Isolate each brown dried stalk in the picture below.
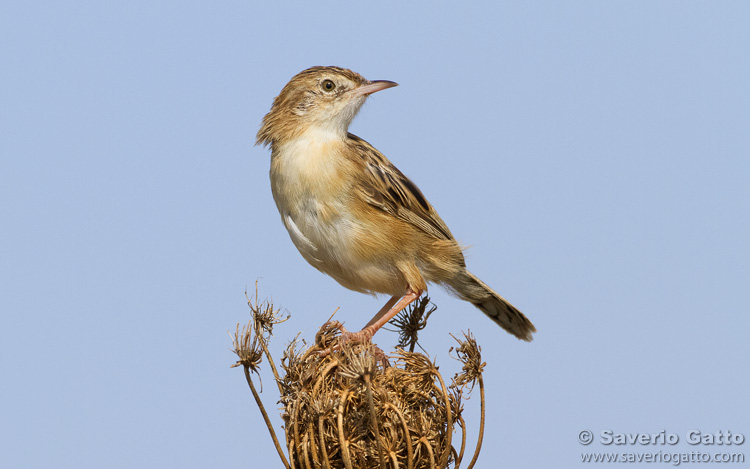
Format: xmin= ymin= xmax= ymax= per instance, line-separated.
xmin=231 ymin=284 xmax=290 ymax=469
xmin=450 ymin=332 xmax=486 ymax=469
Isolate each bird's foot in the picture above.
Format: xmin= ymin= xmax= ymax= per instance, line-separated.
xmin=339 ymin=326 xmax=376 ymax=345
xmin=317 ymin=323 xmax=389 ymax=367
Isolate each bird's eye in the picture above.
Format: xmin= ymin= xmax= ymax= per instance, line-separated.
xmin=321 ymin=79 xmax=336 ymax=92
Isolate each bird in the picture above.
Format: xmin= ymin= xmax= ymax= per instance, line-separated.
xmin=256 ymin=66 xmax=535 ymax=343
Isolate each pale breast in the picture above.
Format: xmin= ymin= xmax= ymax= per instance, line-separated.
xmin=270 ymin=134 xmax=355 ymax=263
xmin=268 ymin=133 xmax=404 ymax=295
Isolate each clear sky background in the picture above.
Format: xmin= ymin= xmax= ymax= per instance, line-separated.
xmin=2 ymin=1 xmax=749 ymax=468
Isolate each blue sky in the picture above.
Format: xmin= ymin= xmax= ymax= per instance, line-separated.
xmin=2 ymin=1 xmax=748 ymax=467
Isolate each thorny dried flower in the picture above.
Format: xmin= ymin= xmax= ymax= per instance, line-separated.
xmin=232 ymin=290 xmax=489 ymax=469
xmin=388 ymin=295 xmax=437 ymax=352
xmin=338 ymin=344 xmax=379 ymax=385
xmin=315 ymin=319 xmax=343 ymax=350
xmin=246 ymin=281 xmax=290 ymax=338
xmin=450 ymin=332 xmax=485 ymax=391
xmin=395 ymin=351 xmax=440 ymax=395
xmin=275 ymin=336 xmax=477 ymax=468
xmin=230 ymin=319 xmax=263 ymax=373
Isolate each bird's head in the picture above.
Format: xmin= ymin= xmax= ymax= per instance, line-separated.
xmin=256 ymin=66 xmax=397 ymax=147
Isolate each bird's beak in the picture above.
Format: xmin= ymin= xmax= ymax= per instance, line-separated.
xmin=353 ymin=80 xmax=398 ymax=97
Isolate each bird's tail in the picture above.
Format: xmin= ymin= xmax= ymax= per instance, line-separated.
xmin=445 ymin=270 xmax=536 ymax=341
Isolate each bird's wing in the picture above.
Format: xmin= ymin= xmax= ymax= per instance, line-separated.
xmin=347 ymin=134 xmax=454 ymax=240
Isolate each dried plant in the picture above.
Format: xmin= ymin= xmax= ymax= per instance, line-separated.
xmin=387 ymin=295 xmax=437 ymax=353
xmin=231 ymin=289 xmax=488 ymax=469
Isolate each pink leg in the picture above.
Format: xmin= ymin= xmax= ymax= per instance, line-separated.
xmin=344 ymin=289 xmax=423 ymax=343
xmin=365 ymin=296 xmax=399 ymax=328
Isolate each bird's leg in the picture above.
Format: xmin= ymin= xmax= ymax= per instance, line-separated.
xmin=318 ymin=290 xmax=421 ymax=366
xmin=365 ymin=296 xmax=400 ymax=328
xmin=342 ymin=289 xmax=423 ymax=344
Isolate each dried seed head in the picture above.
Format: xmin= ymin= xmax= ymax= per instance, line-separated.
xmin=450 ymin=331 xmax=485 ymax=390
xmin=338 ymin=343 xmax=379 ymax=385
xmin=276 ymin=330 xmax=471 ymax=469
xmin=246 ymin=281 xmax=290 ymax=338
xmin=232 ymin=288 xmax=488 ymax=469
xmin=389 ymin=295 xmax=437 ymax=352
xmin=230 ymin=320 xmax=263 ymax=373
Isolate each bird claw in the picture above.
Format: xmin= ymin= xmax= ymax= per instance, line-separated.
xmin=316 ymin=323 xmax=390 ymax=367
xmin=341 ymin=328 xmax=390 ymax=367
xmin=339 ymin=327 xmax=375 ymax=345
